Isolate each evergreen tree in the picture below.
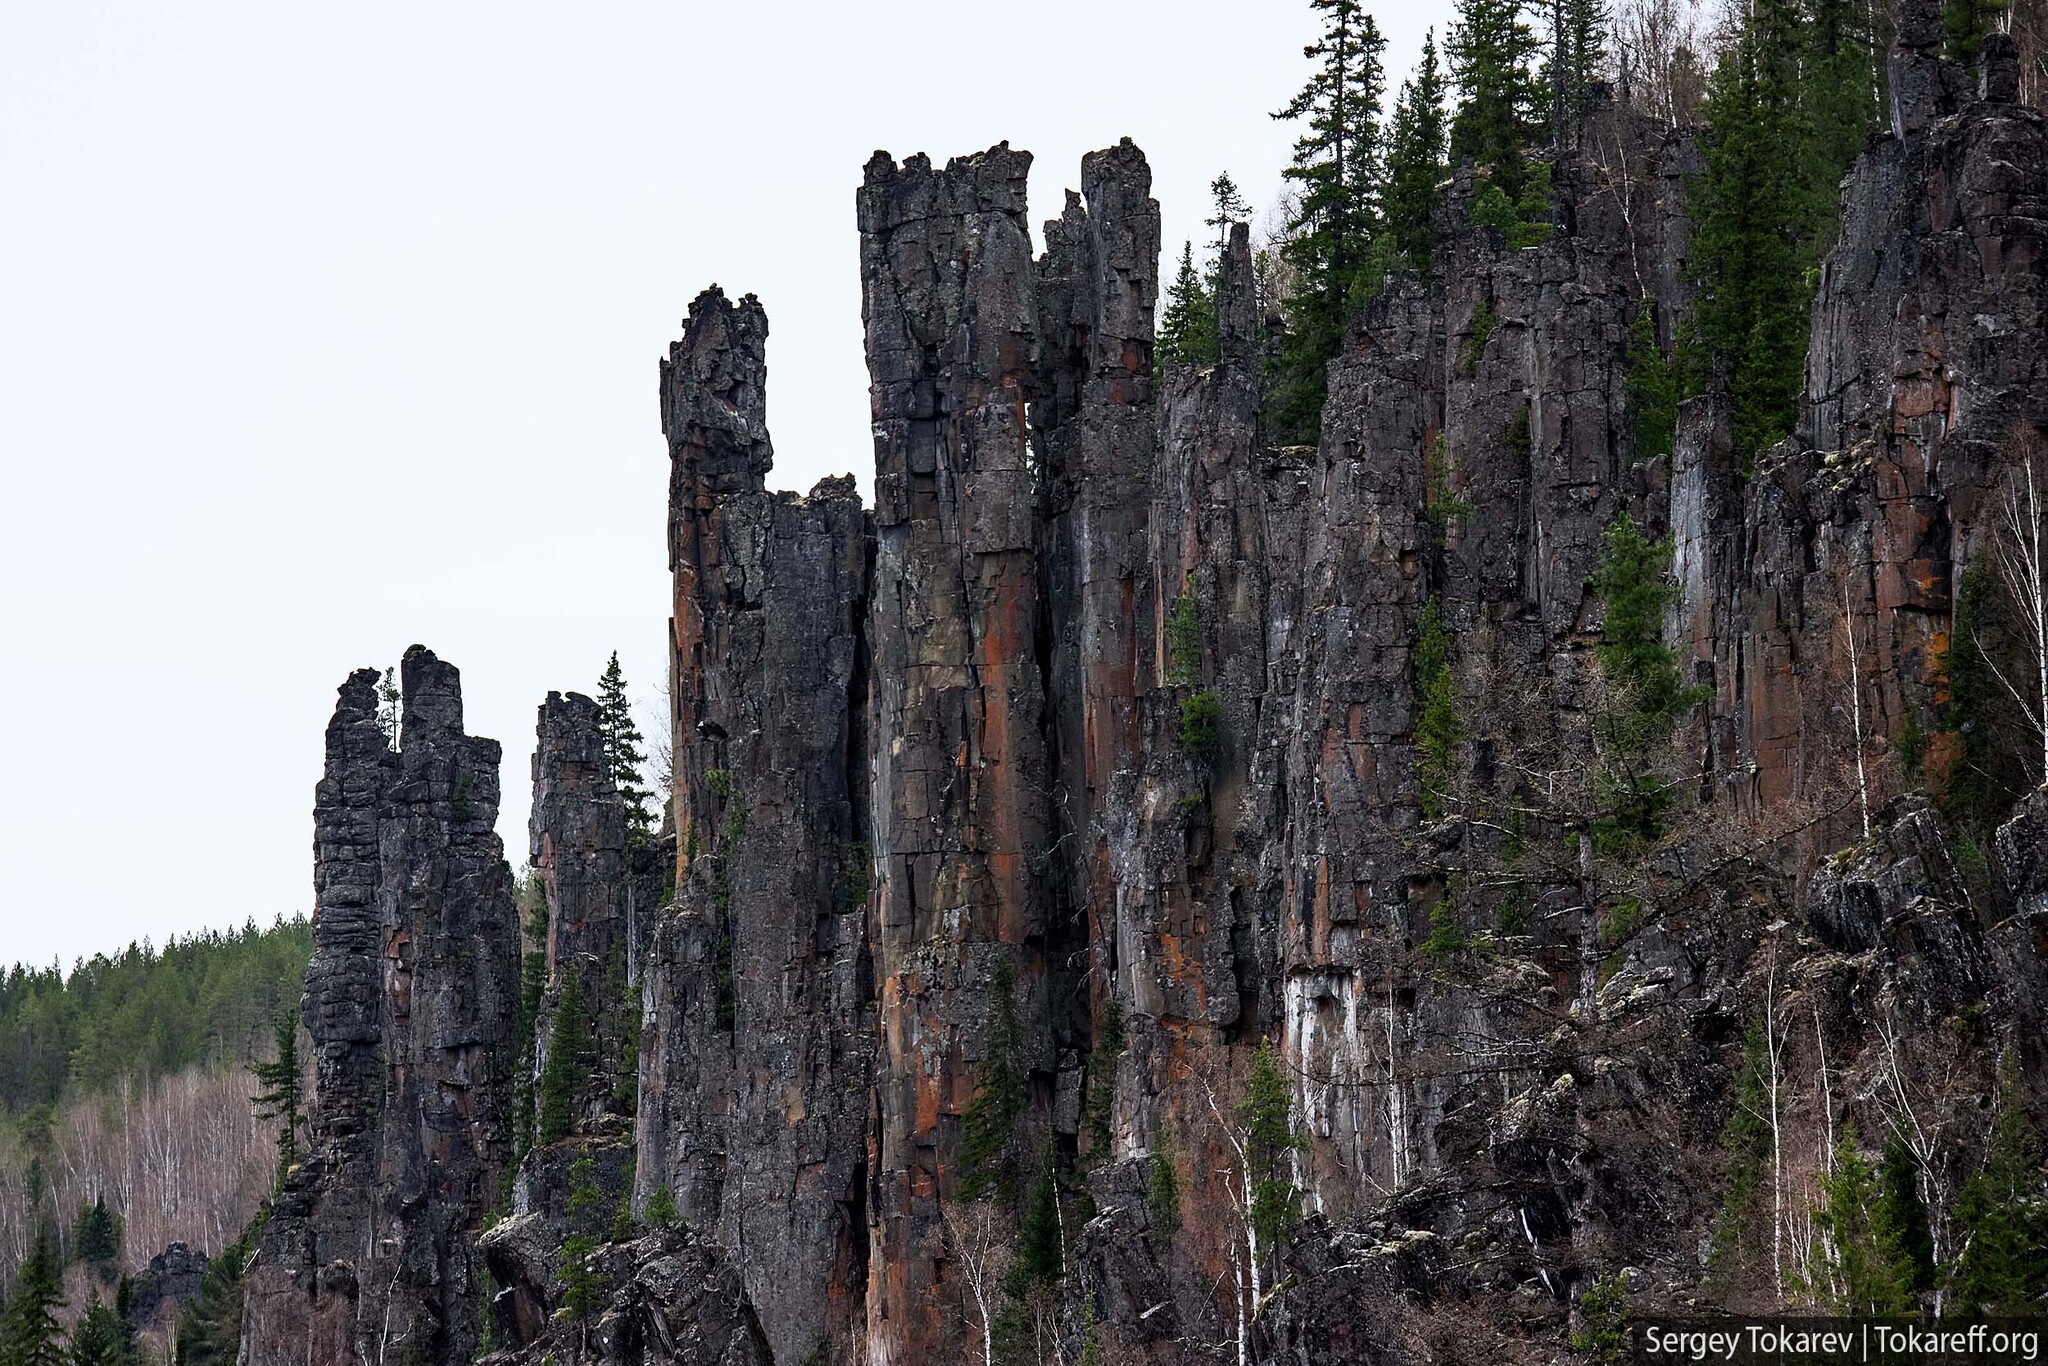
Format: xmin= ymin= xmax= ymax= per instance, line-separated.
xmin=1013 ymin=1144 xmax=1062 ymax=1290
xmin=1813 ymin=1128 xmax=1916 ymax=1314
xmin=1242 ymin=1042 xmax=1301 ymax=1250
xmin=1146 ymin=1127 xmax=1182 ymax=1241
xmin=64 ymin=1295 xmax=127 ymax=1366
xmin=1948 ymin=1068 xmax=2048 ymax=1317
xmin=1383 ymin=31 xmax=1449 ymax=271
xmin=597 ymin=653 xmax=655 ymax=845
xmin=1205 ymin=173 xmax=1252 ymax=280
xmin=1081 ymin=999 xmax=1124 ymax=1165
xmin=1448 ymin=0 xmax=1545 ymax=197
xmin=1589 ymin=515 xmax=1703 ymax=853
xmin=958 ymin=958 xmax=1026 ymax=1201
xmin=248 ymin=1007 xmax=303 ymax=1187
xmin=375 ymin=667 xmax=400 ymax=747
xmin=1 ymin=1225 xmax=65 ymax=1366
xmin=1944 ymin=0 xmax=2014 ymax=61
xmin=1269 ymin=0 xmax=1391 ymax=444
xmin=1542 ymin=0 xmax=1610 ymax=147
xmin=1874 ymin=1135 xmax=1936 ymax=1294
xmin=1157 ymin=243 xmax=1219 ymax=372
xmin=73 ymin=1195 xmax=119 ymax=1273
xmin=537 ymin=971 xmax=589 ymax=1146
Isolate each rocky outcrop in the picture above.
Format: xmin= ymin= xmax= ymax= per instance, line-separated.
xmin=243 ymin=647 xmax=522 ymax=1366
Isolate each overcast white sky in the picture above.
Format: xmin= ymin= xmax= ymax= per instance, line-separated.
xmin=1 ymin=0 xmax=1455 ymax=969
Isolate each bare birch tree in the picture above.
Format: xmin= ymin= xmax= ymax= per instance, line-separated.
xmin=943 ymin=1198 xmax=1013 ymax=1366
xmin=1983 ymin=444 xmax=2048 ymax=783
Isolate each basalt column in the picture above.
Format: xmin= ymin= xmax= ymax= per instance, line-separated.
xmin=857 ymin=145 xmax=1055 ymax=1365
xmin=242 ymin=647 xmax=521 ymax=1366
xmin=644 ymin=285 xmax=875 ymax=1366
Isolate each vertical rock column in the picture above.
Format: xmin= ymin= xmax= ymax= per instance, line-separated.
xmin=857 ymin=145 xmax=1054 ymax=1365
xmin=529 ymin=690 xmax=631 ymax=1128
xmin=644 ymin=285 xmax=875 ymax=1366
xmin=242 ymin=646 xmax=520 ymax=1366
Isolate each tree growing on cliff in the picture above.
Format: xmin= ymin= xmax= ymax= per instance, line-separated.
xmin=73 ymin=1194 xmax=118 ymax=1276
xmin=943 ymin=1199 xmax=1013 ymax=1366
xmin=1589 ymin=515 xmax=1702 ymax=855
xmin=1 ymin=1224 xmax=65 ymax=1366
xmin=1947 ymin=1062 xmax=2048 ymax=1316
xmin=376 ymin=667 xmax=400 ymax=747
xmin=597 ymin=653 xmax=655 ymax=846
xmin=1269 ymin=0 xmax=1390 ymax=444
xmin=1811 ymin=1127 xmax=1917 ymax=1313
xmin=249 ymin=1008 xmax=303 ymax=1188
xmin=1541 ymin=0 xmax=1611 ymax=147
xmin=1383 ymin=31 xmax=1449 ymax=272
xmin=1982 ymin=447 xmax=2048 ymax=784
xmin=63 ymin=1294 xmax=127 ymax=1366
xmin=537 ymin=972 xmax=590 ymax=1146
xmin=1449 ymin=0 xmax=1546 ymax=197
xmin=1158 ymin=243 xmax=1219 ymax=373
xmin=959 ymin=958 xmax=1026 ymax=1201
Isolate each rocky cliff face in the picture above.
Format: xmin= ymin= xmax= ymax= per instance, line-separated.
xmin=243 ymin=647 xmax=521 ymax=1366
xmin=252 ymin=19 xmax=2047 ymax=1366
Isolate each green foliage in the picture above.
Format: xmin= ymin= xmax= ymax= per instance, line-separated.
xmin=1625 ymin=301 xmax=1678 ymax=461
xmin=537 ymin=973 xmax=589 ymax=1146
xmin=248 ymin=1007 xmax=304 ymax=1187
xmin=1938 ymin=559 xmax=2030 ymax=829
xmin=1421 ymin=898 xmax=1466 ymax=957
xmin=1945 ymin=0 xmax=2014 ymax=60
xmin=2 ymin=1224 xmax=65 ymax=1366
xmin=1414 ymin=600 xmax=1462 ymax=819
xmin=1082 ymin=999 xmax=1124 ymax=1165
xmin=1570 ymin=1273 xmax=1628 ymax=1364
xmin=1459 ymin=296 xmax=1497 ymax=376
xmin=1685 ymin=0 xmax=1879 ymax=464
xmin=1243 ymin=1043 xmax=1301 ymax=1250
xmin=1589 ymin=516 xmax=1704 ymax=855
xmin=842 ymin=840 xmax=873 ymax=912
xmin=1467 ymin=178 xmax=1551 ymax=249
xmin=65 ymin=1293 xmax=128 ymax=1366
xmin=511 ymin=938 xmax=547 ymax=1164
xmin=0 ymin=917 xmax=314 ymax=1115
xmin=376 ymin=666 xmax=401 ymax=746
xmin=73 ymin=1194 xmax=119 ymax=1272
xmin=1711 ymin=1024 xmax=1771 ymax=1265
xmin=1165 ymin=595 xmax=1203 ymax=688
xmin=1158 ymin=243 xmax=1219 ymax=373
xmin=1947 ymin=1064 xmax=2048 ymax=1317
xmin=1179 ymin=691 xmax=1224 ymax=756
xmin=1382 ymin=31 xmax=1449 ymax=272
xmin=1424 ymin=436 xmax=1474 ymax=545
xmin=1599 ymin=897 xmax=1647 ymax=948
xmin=1013 ymin=1144 xmax=1062 ymax=1291
xmin=1147 ymin=1128 xmax=1182 ymax=1242
xmin=1874 ymin=1135 xmax=1935 ymax=1294
xmin=643 ymin=1186 xmax=678 ymax=1229
xmin=1545 ymin=0 xmax=1611 ymax=147
xmin=1813 ymin=1127 xmax=1916 ymax=1313
xmin=1447 ymin=0 xmax=1544 ymax=199
xmin=958 ymin=958 xmax=1026 ymax=1202
xmin=1268 ymin=0 xmax=1391 ymax=445
xmin=702 ymin=769 xmax=733 ymax=800
xmin=171 ymin=1217 xmax=259 ymax=1366
xmin=556 ymin=1235 xmax=604 ymax=1321
xmin=598 ymin=653 xmax=656 ymax=846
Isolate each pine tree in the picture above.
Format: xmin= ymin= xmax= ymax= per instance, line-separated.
xmin=1948 ymin=1067 xmax=2048 ymax=1317
xmin=2 ymin=1225 xmax=67 ymax=1366
xmin=597 ymin=652 xmax=655 ymax=845
xmin=1269 ymin=0 xmax=1391 ymax=445
xmin=65 ymin=1294 xmax=127 ymax=1366
xmin=537 ymin=971 xmax=589 ymax=1146
xmin=1383 ymin=31 xmax=1449 ymax=272
xmin=958 ymin=959 xmax=1026 ymax=1201
xmin=1243 ymin=1042 xmax=1301 ymax=1249
xmin=249 ymin=1007 xmax=303 ymax=1186
xmin=1448 ymin=0 xmax=1545 ymax=198
xmin=1874 ymin=1135 xmax=1936 ymax=1294
xmin=1157 ymin=243 xmax=1218 ymax=372
xmin=73 ymin=1194 xmax=119 ymax=1273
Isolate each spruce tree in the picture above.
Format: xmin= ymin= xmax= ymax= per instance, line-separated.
xmin=74 ymin=1195 xmax=118 ymax=1273
xmin=1873 ymin=1135 xmax=1936 ymax=1294
xmin=376 ymin=667 xmax=401 ymax=747
xmin=1383 ymin=31 xmax=1449 ymax=272
xmin=1542 ymin=0 xmax=1610 ymax=147
xmin=1813 ymin=1128 xmax=1916 ymax=1314
xmin=537 ymin=971 xmax=589 ymax=1146
xmin=1157 ymin=243 xmax=1218 ymax=372
xmin=1146 ymin=1128 xmax=1182 ymax=1241
xmin=249 ymin=1007 xmax=304 ymax=1186
xmin=1269 ymin=0 xmax=1390 ymax=445
xmin=64 ymin=1294 xmax=127 ymax=1366
xmin=1589 ymin=515 xmax=1703 ymax=853
xmin=2 ymin=1225 xmax=66 ymax=1366
xmin=1204 ymin=173 xmax=1252 ymax=279
xmin=597 ymin=653 xmax=655 ymax=845
xmin=1944 ymin=0 xmax=2014 ymax=61
xmin=1948 ymin=1070 xmax=2048 ymax=1317
xmin=1013 ymin=1144 xmax=1062 ymax=1290
xmin=1448 ymin=0 xmax=1545 ymax=197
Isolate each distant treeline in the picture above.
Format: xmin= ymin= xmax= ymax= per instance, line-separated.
xmin=0 ymin=918 xmax=314 ymax=1114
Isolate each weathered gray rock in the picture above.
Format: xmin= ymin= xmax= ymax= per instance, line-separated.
xmin=243 ymin=647 xmax=521 ymax=1366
